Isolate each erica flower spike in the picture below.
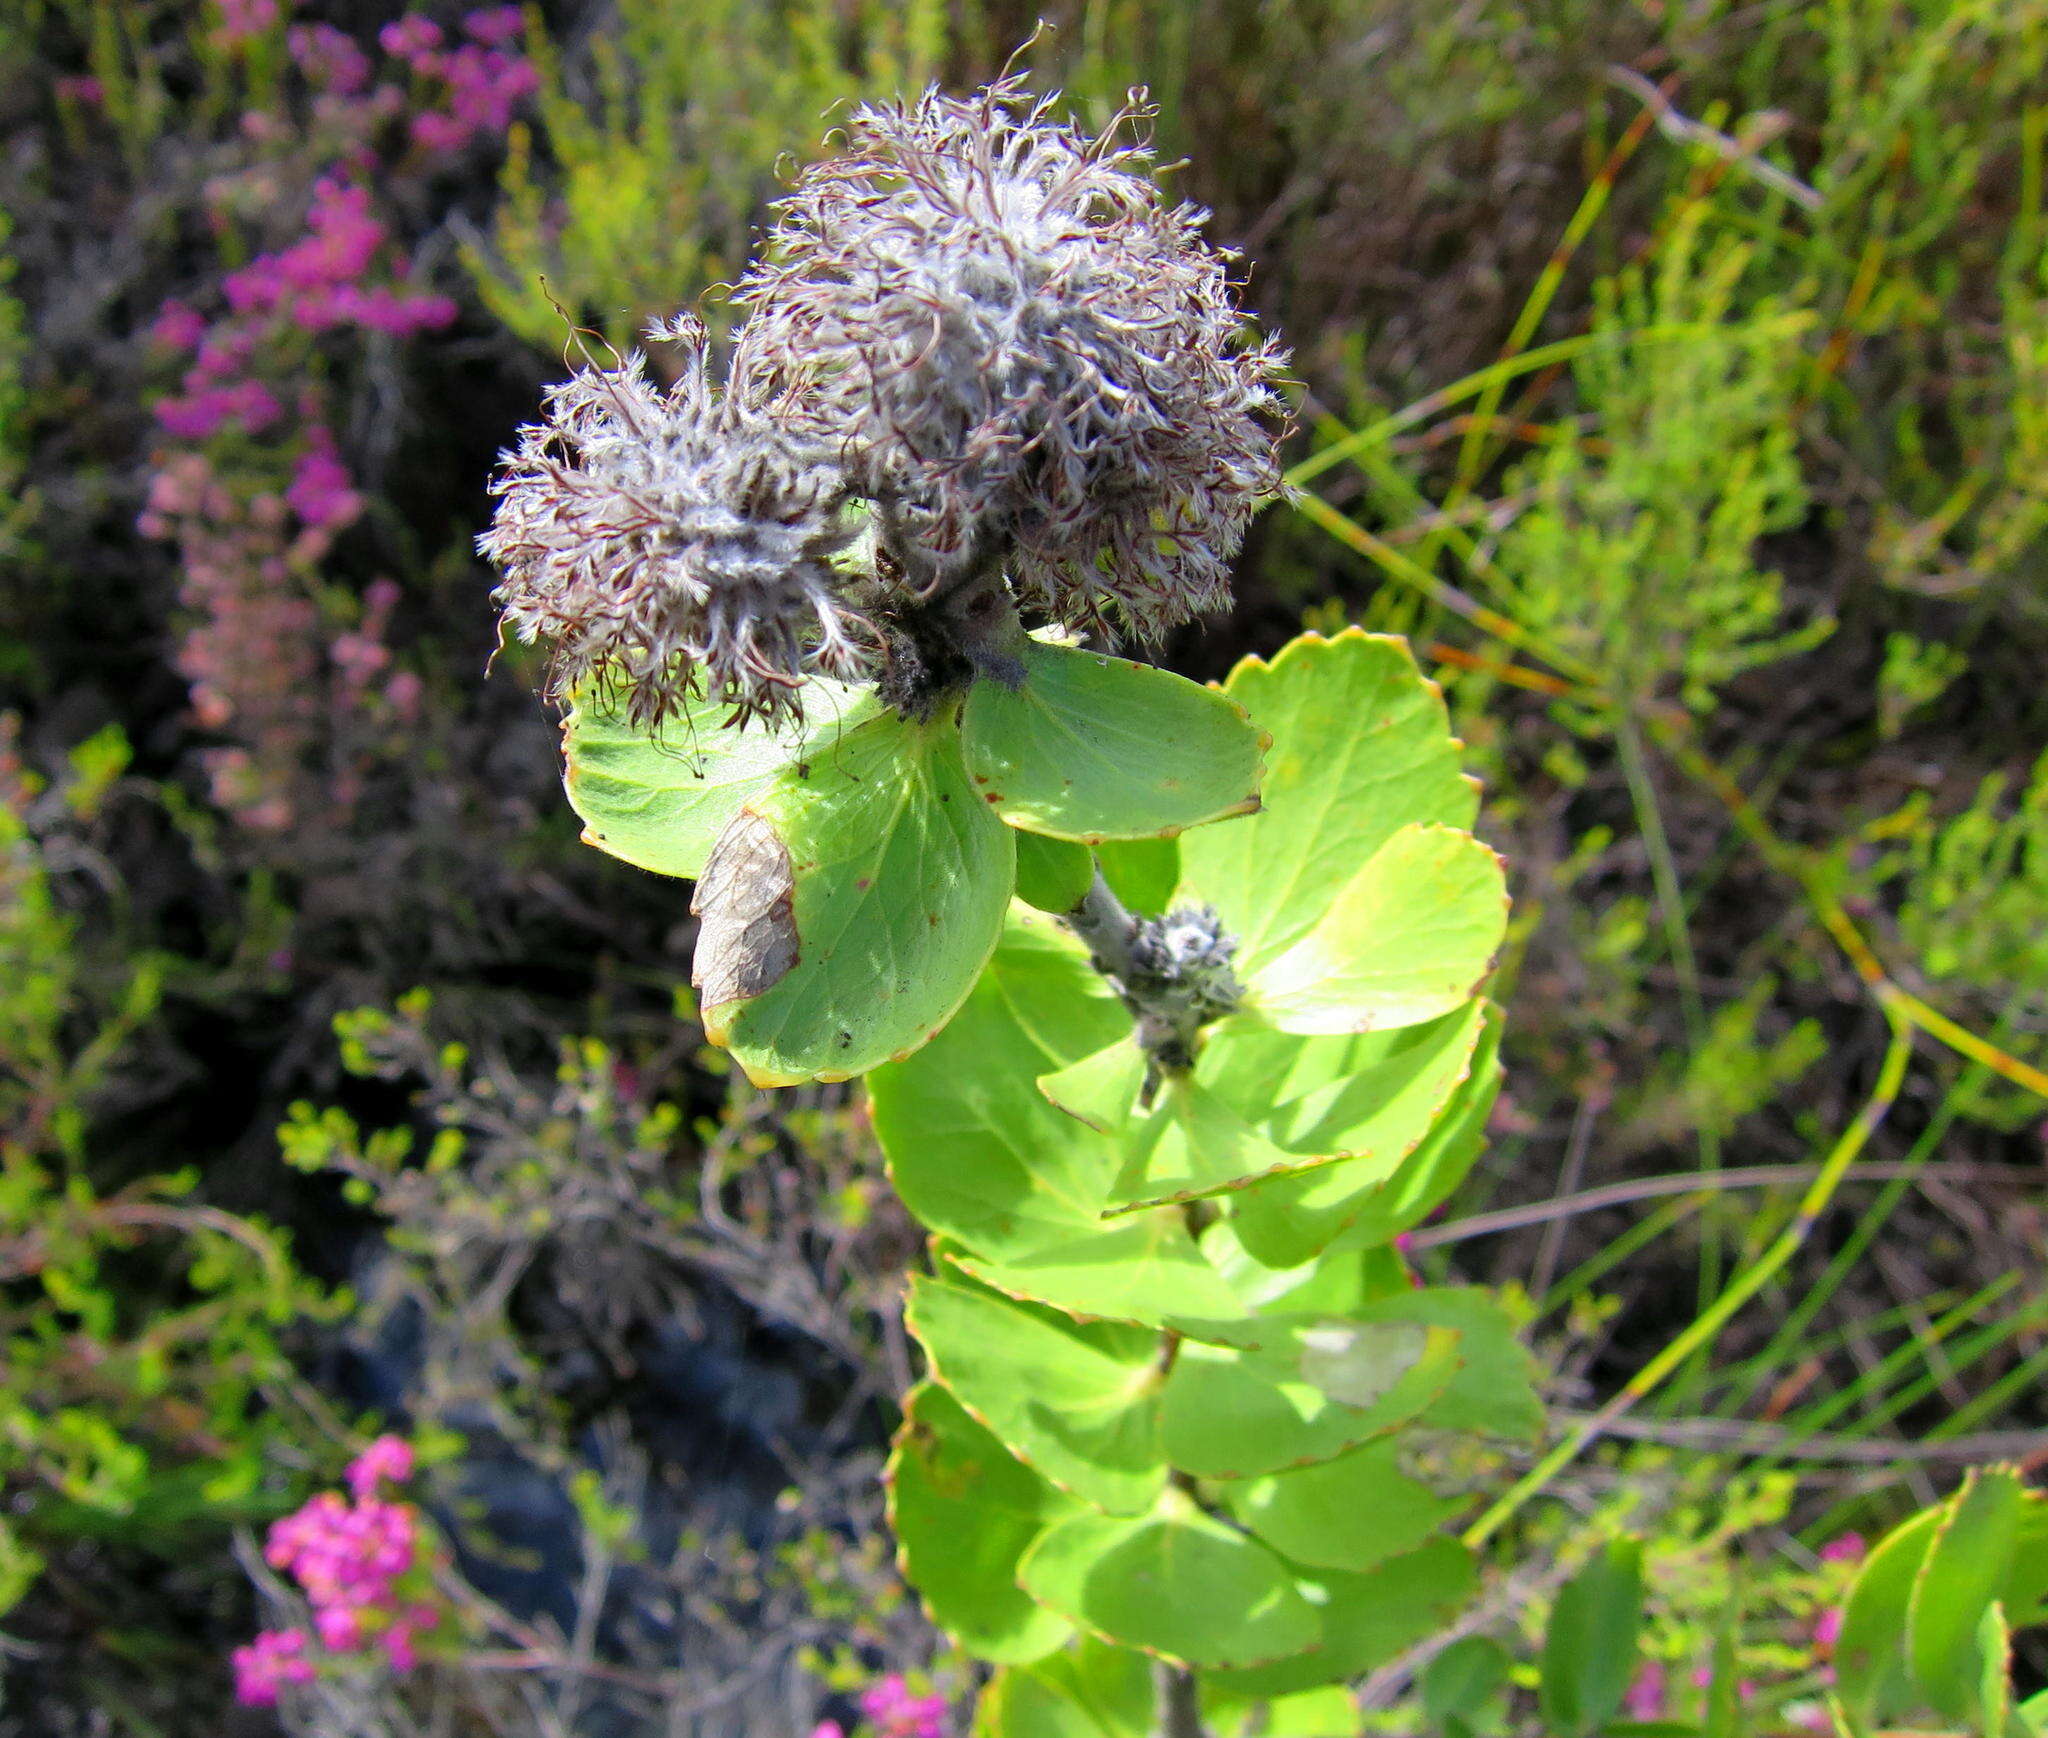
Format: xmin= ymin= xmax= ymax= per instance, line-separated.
xmin=482 ymin=79 xmax=1288 ymax=729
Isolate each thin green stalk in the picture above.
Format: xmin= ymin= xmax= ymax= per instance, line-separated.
xmin=1422 ymin=106 xmax=1658 ymax=581
xmin=1285 ymin=490 xmax=1602 ymax=689
xmin=1838 ymin=1294 xmax=2044 ymax=1440
xmin=1930 ymin=1335 xmax=2048 ymax=1441
xmin=1287 ymin=329 xmax=1651 ymax=490
xmin=1722 ymin=1072 xmax=1976 ymax=1416
xmin=1613 ymin=708 xmax=1724 ymax=1361
xmin=1537 ymin=1197 xmax=1699 ymax=1323
xmin=1700 ymin=1290 xmax=1967 ymax=1399
xmin=1463 ymin=1017 xmax=1912 ymax=1549
xmin=1750 ymin=1276 xmax=2020 ymax=1469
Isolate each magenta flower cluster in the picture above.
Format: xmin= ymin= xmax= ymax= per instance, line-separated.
xmin=860 ymin=1675 xmax=949 ymax=1738
xmin=378 ymin=9 xmax=538 ymax=151
xmin=232 ymin=1436 xmax=442 ymax=1706
xmin=140 ymin=6 xmax=533 ymax=833
xmin=1616 ymin=1531 xmax=1866 ymax=1733
xmin=154 ymin=167 xmax=457 ymax=445
xmin=213 ymin=0 xmax=280 ymax=48
xmin=810 ymin=1675 xmax=950 ymax=1738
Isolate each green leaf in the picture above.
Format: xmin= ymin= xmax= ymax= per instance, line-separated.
xmin=1206 ymin=1536 xmax=1477 ymax=1698
xmin=1702 ymin=1582 xmax=1741 ymax=1738
xmin=1834 ymin=1507 xmax=1942 ymax=1733
xmin=1539 ymin=1539 xmax=1645 ymax=1738
xmin=871 ymin=914 xmax=1130 ymax=1258
xmin=1015 ymin=832 xmax=1097 ymax=914
xmin=562 ymin=676 xmax=866 ymax=879
xmin=1215 ymin=1003 xmax=1490 ymax=1266
xmin=1017 ymin=1491 xmax=1319 ymax=1669
xmin=1159 ymin=1322 xmax=1461 ymax=1479
xmin=1267 ymin=1689 xmax=1361 ymax=1737
xmin=1176 ymin=631 xmax=1479 ymax=974
xmin=1041 ymin=1037 xmax=1148 ymax=1136
xmin=1106 ymin=1080 xmax=1309 ymax=1212
xmin=699 ymin=705 xmax=1014 ymax=1085
xmin=1245 ymin=824 xmax=1505 ymax=1035
xmin=872 ymin=919 xmax=1240 ymax=1323
xmin=977 ymin=1639 xmax=1156 ymax=1738
xmin=1175 ymin=1286 xmax=1539 ymax=1442
xmin=1979 ymin=1603 xmax=2011 ymax=1738
xmin=888 ymin=1382 xmax=1078 ymax=1663
xmin=2000 ymin=1493 xmax=2048 ymax=1624
xmin=1223 ymin=1438 xmax=1462 ymax=1573
xmin=1908 ymin=1467 xmax=2023 ymax=1722
xmin=1197 ymin=1222 xmax=1377 ymax=1316
xmin=1095 ymin=837 xmax=1180 ymax=915
xmin=1369 ymin=1287 xmax=1543 ymax=1442
xmin=1329 ymin=1008 xmax=1503 ymax=1252
xmin=950 ymin=1214 xmax=1245 ymax=1328
xmin=907 ymin=1271 xmax=1167 ymax=1514
xmin=1421 ymin=1636 xmax=1512 ymax=1734
xmin=2018 ymin=1688 xmax=2048 ymax=1738
xmin=1204 ymin=1686 xmax=1361 ymax=1738
xmin=0 ymin=1517 xmax=45 ymax=1621
xmin=962 ymin=641 xmax=1265 ymax=842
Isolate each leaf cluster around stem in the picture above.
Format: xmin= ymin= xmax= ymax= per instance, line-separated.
xmin=563 ymin=621 xmax=1535 ymax=1729
xmin=858 ymin=632 xmax=1537 ymax=1735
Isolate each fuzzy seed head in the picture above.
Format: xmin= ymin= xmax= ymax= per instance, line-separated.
xmin=741 ymin=78 xmax=1290 ymax=642
xmin=479 ymin=319 xmax=872 ymax=729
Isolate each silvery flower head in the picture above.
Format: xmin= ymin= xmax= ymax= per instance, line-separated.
xmin=741 ymin=78 xmax=1291 ymax=642
xmin=479 ymin=316 xmax=873 ymax=730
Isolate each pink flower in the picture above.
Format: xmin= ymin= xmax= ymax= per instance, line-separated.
xmin=265 ymin=1490 xmax=418 ymax=1607
xmin=463 ymin=6 xmax=525 ymax=46
xmin=379 ymin=16 xmax=445 ymax=64
xmin=442 ymin=43 xmax=537 ymax=133
xmin=1813 ymin=1605 xmax=1844 ymax=1652
xmin=384 ymin=670 xmax=425 ymax=720
xmin=223 ymin=179 xmax=387 ymax=324
xmin=1623 ymin=1662 xmax=1665 ymax=1719
xmin=154 ymin=380 xmax=282 ymax=440
xmin=149 ymin=301 xmax=208 ymax=352
xmin=342 ymin=283 xmax=459 ymax=336
xmin=345 ymin=1435 xmax=415 ymax=1498
xmin=383 ymin=1615 xmax=426 ymax=1672
xmin=191 ymin=327 xmax=259 ymax=385
xmin=55 ymin=74 xmax=105 ymax=106
xmin=410 ymin=109 xmax=472 ymax=152
xmin=287 ymin=433 xmax=361 ymax=531
xmin=1818 ymin=1533 xmax=1866 ymax=1566
xmin=288 ymin=23 xmax=372 ymax=94
xmin=231 ymin=1628 xmax=315 ymax=1706
xmin=860 ymin=1676 xmax=948 ymax=1738
xmin=315 ymin=1602 xmax=365 ymax=1651
xmin=213 ymin=0 xmax=279 ymax=46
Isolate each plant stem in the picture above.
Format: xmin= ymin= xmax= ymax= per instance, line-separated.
xmin=1155 ymin=1662 xmax=1207 ymax=1738
xmin=1060 ymin=870 xmax=1237 ymax=1074
xmin=1066 ymin=869 xmax=1143 ymax=982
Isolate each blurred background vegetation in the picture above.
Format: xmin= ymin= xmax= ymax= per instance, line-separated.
xmin=3 ymin=0 xmax=2047 ymax=1730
